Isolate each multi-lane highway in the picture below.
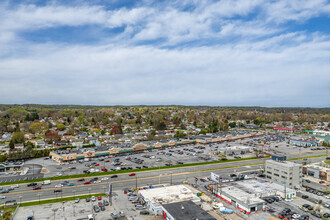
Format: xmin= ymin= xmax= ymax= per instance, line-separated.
xmin=0 ymin=153 xmax=327 ymax=205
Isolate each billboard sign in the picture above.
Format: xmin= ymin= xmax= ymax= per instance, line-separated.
xmin=210 ymin=172 xmax=220 ymax=183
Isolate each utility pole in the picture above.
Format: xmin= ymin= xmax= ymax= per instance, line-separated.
xmin=135 ymin=176 xmax=137 ymax=190
xmin=170 ymin=172 xmax=173 ymax=185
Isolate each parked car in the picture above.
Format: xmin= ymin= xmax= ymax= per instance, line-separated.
xmin=91 ymin=196 xmax=96 ymax=201
xmin=103 ymin=200 xmax=109 ymax=206
xmin=140 ymin=210 xmax=150 ymax=215
xmin=85 ymin=197 xmax=90 ymax=202
xmin=302 ymin=195 xmax=309 ymax=199
xmin=93 ymin=205 xmax=100 ymax=212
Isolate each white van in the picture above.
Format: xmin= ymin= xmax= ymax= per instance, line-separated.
xmin=87 ymin=214 xmax=94 ymax=220
xmin=42 ymin=180 xmax=51 ymax=185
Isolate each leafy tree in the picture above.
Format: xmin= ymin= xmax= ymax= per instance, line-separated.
xmin=29 ymin=122 xmax=47 ymax=134
xmin=57 ymin=123 xmax=66 ymax=131
xmin=111 ymin=125 xmax=122 ymax=135
xmin=229 ymin=122 xmax=236 ymax=128
xmin=11 ymin=131 xmax=25 ymax=144
xmin=9 ymin=140 xmax=14 ymax=150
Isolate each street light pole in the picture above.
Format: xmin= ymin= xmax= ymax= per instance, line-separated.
xmin=170 ymin=172 xmax=173 ymax=185
xmin=73 ymin=190 xmax=76 ymax=200
xmin=38 ymin=193 xmax=42 ymax=204
xmin=19 ymin=196 xmax=22 ymax=205
xmin=135 ymin=176 xmax=137 ymax=190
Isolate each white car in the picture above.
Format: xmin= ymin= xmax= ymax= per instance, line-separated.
xmin=325 ymin=194 xmax=330 ymax=199
xmin=10 ymin=185 xmax=19 ymax=189
xmin=55 ymin=184 xmax=63 ymax=188
xmin=91 ymin=196 xmax=96 ymax=201
xmin=292 ymin=214 xmax=300 ymax=219
xmin=94 ymin=180 xmax=101 ymax=184
xmin=0 ymin=196 xmax=6 ymax=199
xmin=56 ymin=172 xmax=62 ymax=176
xmin=101 ymin=177 xmax=109 ymax=181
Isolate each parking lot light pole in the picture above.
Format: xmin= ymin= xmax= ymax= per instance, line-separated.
xmin=135 ymin=176 xmax=137 ymax=190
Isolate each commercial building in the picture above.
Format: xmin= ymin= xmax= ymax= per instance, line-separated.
xmin=50 ymin=131 xmax=265 ymax=163
xmin=0 ymin=163 xmax=23 ymax=173
xmin=289 ymin=139 xmax=317 ymax=147
xmin=213 ymin=179 xmax=296 ymax=215
xmin=138 ymin=185 xmax=201 ymax=216
xmin=303 ymin=162 xmax=330 ymax=181
xmin=265 ymin=157 xmax=302 ymax=189
xmin=274 ymin=127 xmax=296 ymax=133
xmin=162 ymin=200 xmax=216 ymax=220
xmin=217 ymin=145 xmax=251 ymax=155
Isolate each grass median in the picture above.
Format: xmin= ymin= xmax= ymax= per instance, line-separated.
xmin=19 ymin=193 xmax=107 ymax=207
xmin=0 ymin=157 xmax=267 ymax=186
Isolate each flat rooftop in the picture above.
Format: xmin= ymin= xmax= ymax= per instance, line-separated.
xmin=222 ymin=179 xmax=295 ymax=202
xmin=163 ymin=200 xmax=216 ymax=220
xmin=266 ymin=159 xmax=301 ymax=168
xmin=306 ymin=163 xmax=330 ymax=172
xmin=139 ymin=185 xmax=200 ymax=206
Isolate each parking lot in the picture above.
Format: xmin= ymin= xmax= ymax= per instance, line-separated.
xmin=2 ymin=133 xmax=327 ymax=181
xmin=14 ymin=190 xmax=163 ymax=220
xmin=35 ymin=134 xmax=309 ymax=178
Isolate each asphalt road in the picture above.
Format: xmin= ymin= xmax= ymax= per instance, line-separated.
xmin=0 ymin=154 xmax=327 ymax=205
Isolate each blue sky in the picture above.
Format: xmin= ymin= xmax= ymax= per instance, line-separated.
xmin=0 ymin=0 xmax=329 ymax=107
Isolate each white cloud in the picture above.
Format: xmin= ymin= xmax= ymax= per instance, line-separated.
xmin=0 ymin=0 xmax=329 ymax=106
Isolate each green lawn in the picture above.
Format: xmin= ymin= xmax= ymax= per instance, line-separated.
xmin=0 ymin=206 xmax=18 ymax=220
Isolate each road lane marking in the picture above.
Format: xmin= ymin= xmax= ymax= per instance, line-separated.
xmin=3 ymin=164 xmax=262 ymax=197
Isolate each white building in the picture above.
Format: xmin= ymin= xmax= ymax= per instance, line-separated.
xmin=138 ymin=185 xmax=201 ymax=215
xmin=265 ymin=159 xmax=302 ymax=189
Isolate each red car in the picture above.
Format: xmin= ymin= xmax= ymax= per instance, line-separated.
xmin=78 ymin=178 xmax=85 ymax=181
xmin=84 ymin=181 xmax=91 ymax=184
xmin=33 ymin=186 xmax=41 ymax=190
xmin=129 ymin=173 xmax=136 ymax=176
xmin=97 ymin=196 xmax=102 ymax=200
xmin=105 ymin=160 xmax=110 ymax=162
xmin=101 ymin=168 xmax=108 ymax=172
xmin=94 ymin=163 xmax=99 ymax=166
xmin=98 ymin=202 xmax=103 ymax=207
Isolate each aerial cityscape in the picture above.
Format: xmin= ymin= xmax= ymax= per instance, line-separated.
xmin=0 ymin=0 xmax=329 ymax=220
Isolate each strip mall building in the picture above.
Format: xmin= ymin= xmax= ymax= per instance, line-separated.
xmin=50 ymin=131 xmax=264 ymax=163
